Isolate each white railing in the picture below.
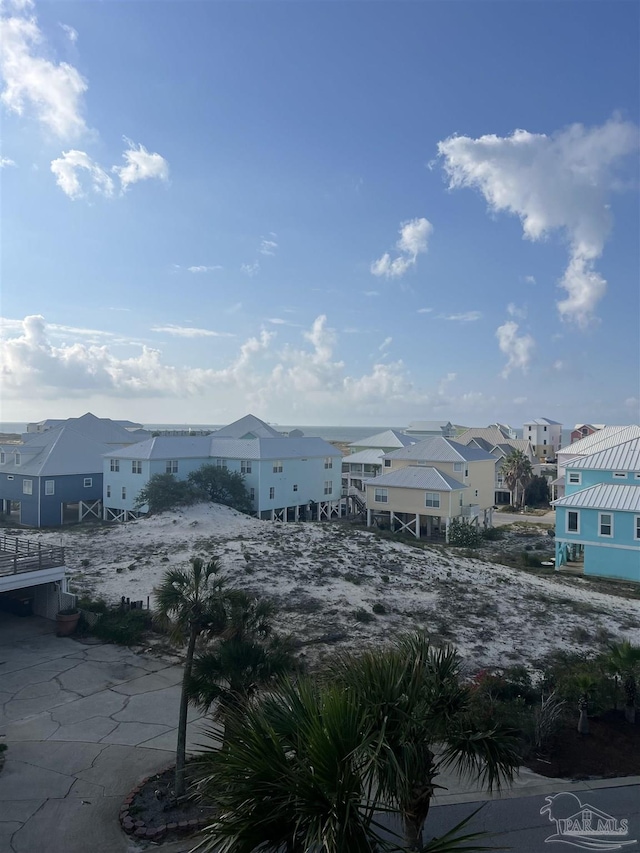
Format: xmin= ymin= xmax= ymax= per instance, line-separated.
xmin=461 ymin=504 xmax=480 ymax=519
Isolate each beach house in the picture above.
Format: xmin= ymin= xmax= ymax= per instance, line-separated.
xmin=552 ymin=437 xmax=640 ymax=582
xmin=456 ymin=426 xmax=535 ymax=505
xmin=523 ymin=418 xmax=563 ymax=463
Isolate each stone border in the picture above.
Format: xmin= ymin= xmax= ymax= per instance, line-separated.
xmin=119 ymin=765 xmax=210 ymax=842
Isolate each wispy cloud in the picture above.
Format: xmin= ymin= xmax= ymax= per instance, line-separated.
xmin=113 ymin=137 xmax=169 ymax=190
xmin=259 ymin=238 xmax=278 ymax=256
xmin=440 ymin=311 xmax=482 ymax=322
xmin=363 ymin=290 xmax=379 ymax=297
xmin=226 ymin=302 xmax=242 ymax=314
xmin=371 ymin=217 xmax=433 ymax=279
xmin=50 ymin=149 xmax=114 ymax=199
xmin=496 ymin=320 xmax=535 ymax=377
xmin=241 ymin=262 xmax=260 ymax=277
xmin=417 ymin=307 xmax=433 ymax=314
xmin=59 ymin=23 xmax=78 ymax=43
xmin=0 ymin=156 xmax=16 ymax=168
xmin=378 ymin=336 xmax=392 ymax=352
xmin=507 ymin=303 xmax=527 ymax=319
xmin=150 ymin=324 xmax=234 ymax=338
xmin=524 ymin=275 xmax=536 ymax=285
xmin=187 ymin=265 xmax=222 ymax=273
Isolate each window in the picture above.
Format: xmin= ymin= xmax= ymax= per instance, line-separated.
xmin=566 ymin=511 xmax=580 ymax=533
xmin=83 ymin=477 xmax=92 ymax=488
xmin=7 ymin=475 xmax=14 ymax=481
xmin=635 ymin=473 xmax=640 ymax=480
xmin=598 ymin=513 xmax=613 ymax=537
xmin=568 ymin=472 xmax=582 ymax=485
xmin=293 ymin=484 xmax=298 ymax=492
xmin=166 ymin=460 xmax=178 ymax=474
xmin=45 ymin=480 xmax=55 ymax=495
xmin=216 ymin=458 xmax=227 ymax=469
xmin=110 ymin=458 xmax=120 ymax=472
xmin=374 ymin=488 xmax=388 ymax=503
xmin=635 ymin=516 xmax=640 ymax=541
xmin=544 ymin=426 xmax=547 ymax=432
xmin=613 ymin=472 xmax=627 ymax=480
xmin=132 ymin=460 xmax=142 ymax=474
xmin=474 ymin=489 xmax=478 ymax=498
xmin=106 ymin=485 xmax=111 ymax=498
xmin=453 ymin=462 xmax=463 ymax=472
xmin=269 ymin=486 xmax=275 ymax=500
xmin=543 ymin=439 xmax=547 ymax=446
xmin=384 ymin=459 xmax=391 ymax=468
xmin=273 ymin=460 xmax=283 ymax=473
xmin=324 ymin=480 xmax=332 ymax=495
xmin=249 ymin=487 xmax=255 ymax=500
xmin=0 ymin=452 xmax=4 ymax=464
xmin=241 ymin=460 xmax=252 ymax=474
xmin=22 ymin=479 xmax=33 ymax=495
xmin=425 ymin=492 xmax=440 ymax=508
xmin=15 ymin=452 xmax=21 ymax=465
xmin=497 ymin=474 xmax=504 ymax=486
xmin=121 ymin=486 xmax=127 ymax=500
xmin=465 ymin=467 xmax=469 ymax=478
xmin=324 ymin=457 xmax=333 ymax=469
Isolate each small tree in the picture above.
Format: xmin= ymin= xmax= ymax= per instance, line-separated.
xmin=134 ymin=472 xmax=196 ymax=514
xmin=447 ymin=517 xmax=480 ymax=547
xmin=188 ymin=465 xmax=253 ymax=514
xmin=524 ymin=475 xmax=550 ymax=508
xmin=606 ymin=640 xmax=640 ymax=724
xmin=502 ymin=450 xmax=534 ymax=508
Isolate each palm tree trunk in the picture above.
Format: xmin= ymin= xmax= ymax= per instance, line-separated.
xmin=175 ymin=626 xmax=198 ymax=797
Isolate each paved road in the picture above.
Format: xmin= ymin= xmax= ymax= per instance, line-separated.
xmin=493 ymin=510 xmax=556 ymax=527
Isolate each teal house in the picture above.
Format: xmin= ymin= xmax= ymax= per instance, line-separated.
xmin=552 ymin=438 xmax=640 ymax=582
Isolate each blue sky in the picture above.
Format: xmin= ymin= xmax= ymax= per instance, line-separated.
xmin=1 ymin=0 xmax=638 ymax=427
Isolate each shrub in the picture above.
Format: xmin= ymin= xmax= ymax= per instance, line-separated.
xmin=448 ymin=518 xmax=480 ymax=547
xmin=380 ymin=574 xmax=390 ymax=583
xmin=92 ymin=608 xmax=152 ymax=645
xmin=372 ymin=603 xmax=386 ymax=615
xmin=134 ymin=473 xmax=198 ymax=514
xmin=77 ymin=598 xmax=108 ymax=614
xmin=481 ymin=526 xmax=504 ymax=541
xmin=354 ymin=608 xmax=375 ymax=623
xmin=187 ymin=465 xmax=253 ymax=514
xmin=524 ymin=475 xmax=551 ymax=508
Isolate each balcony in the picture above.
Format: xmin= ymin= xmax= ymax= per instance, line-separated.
xmin=460 ymin=504 xmax=480 ymax=519
xmin=0 ymin=535 xmax=65 ymax=578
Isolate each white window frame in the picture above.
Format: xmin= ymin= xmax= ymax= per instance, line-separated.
xmin=324 ymin=457 xmax=333 ymax=469
xmin=613 ymin=472 xmax=627 ymax=480
xmin=15 ymin=452 xmax=21 ymax=466
xmin=374 ymin=488 xmax=388 ymax=503
xmin=568 ymin=472 xmax=582 ymax=485
xmin=241 ymin=460 xmax=252 ymax=475
xmin=166 ymin=460 xmax=178 ymax=474
xmin=324 ymin=480 xmax=332 ymax=495
xmin=293 ymin=484 xmax=298 ymax=492
xmin=453 ymin=462 xmax=463 ymax=472
xmin=273 ymin=460 xmax=283 ymax=473
xmin=132 ymin=460 xmax=142 ymax=474
xmin=83 ymin=477 xmax=92 ymax=488
xmin=121 ymin=486 xmax=127 ymax=500
xmin=598 ymin=512 xmax=613 ymax=538
xmin=425 ymin=492 xmax=440 ymax=508
xmin=635 ymin=516 xmax=640 ymax=541
xmin=45 ymin=480 xmax=55 ymax=496
xmin=7 ymin=475 xmax=14 ymax=481
xmin=216 ymin=458 xmax=227 ymax=469
xmin=110 ymin=458 xmax=120 ymax=472
xmin=566 ymin=510 xmax=580 ymax=534
xmin=22 ymin=479 xmax=33 ymax=495
xmin=384 ymin=459 xmax=391 ymax=468
xmin=106 ymin=485 xmax=111 ymax=498
xmin=269 ymin=486 xmax=275 ymax=500
xmin=249 ymin=487 xmax=255 ymax=500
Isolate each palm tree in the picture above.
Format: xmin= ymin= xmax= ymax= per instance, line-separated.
xmin=329 ymin=634 xmax=520 ymax=851
xmin=606 ymin=640 xmax=640 ymax=724
xmin=501 ymin=450 xmax=533 ymax=508
xmin=194 ymin=634 xmax=519 ymax=853
xmin=154 ymin=556 xmax=226 ymax=797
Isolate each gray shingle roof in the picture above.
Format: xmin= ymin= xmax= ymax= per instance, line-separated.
xmin=553 ymin=483 xmax=640 ymax=513
xmin=567 ymin=439 xmax=640 ymax=472
xmin=384 ymin=436 xmax=494 ymax=463
xmin=363 ymin=466 xmax=466 ymax=491
xmin=348 ymin=429 xmax=415 ymax=449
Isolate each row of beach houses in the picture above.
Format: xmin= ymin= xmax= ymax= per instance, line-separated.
xmin=0 ymin=414 xmax=638 ymax=584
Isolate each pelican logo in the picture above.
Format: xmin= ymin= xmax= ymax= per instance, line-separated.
xmin=541 ymin=792 xmax=637 ymax=850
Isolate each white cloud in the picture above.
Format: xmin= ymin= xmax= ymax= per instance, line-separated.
xmin=0 ymin=8 xmax=87 ymax=138
xmin=371 ymin=217 xmax=433 ymax=279
xmin=417 ymin=307 xmax=433 ymax=314
xmin=553 ymin=359 xmax=564 ymax=371
xmin=150 ymin=324 xmax=234 ymax=338
xmin=226 ymin=302 xmax=242 ymax=314
xmin=259 ymin=238 xmax=278 ymax=256
xmin=363 ymin=290 xmax=379 ymax=297
xmin=0 ymin=156 xmax=16 ymax=167
xmin=50 ymin=149 xmax=114 ymax=199
xmin=507 ymin=303 xmax=527 ymax=319
xmin=624 ymin=397 xmax=639 ymax=412
xmin=1 ymin=314 xmax=495 ymax=421
xmin=187 ymin=265 xmax=222 ymax=273
xmin=59 ymin=23 xmax=78 ymax=43
xmin=513 ymin=396 xmax=527 ymax=405
xmin=496 ymin=320 xmax=535 ymax=377
xmin=438 ymin=118 xmax=639 ymax=327
xmin=440 ymin=311 xmax=482 ymax=322
xmin=524 ymin=275 xmax=536 ymax=285
xmin=113 ymin=137 xmax=169 ymax=190
xmin=241 ymin=262 xmax=260 ymax=277
xmin=378 ymin=336 xmax=392 ymax=352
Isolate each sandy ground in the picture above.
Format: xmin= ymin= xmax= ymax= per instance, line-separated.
xmin=12 ymin=503 xmax=640 ymax=671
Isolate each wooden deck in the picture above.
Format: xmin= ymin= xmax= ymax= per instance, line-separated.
xmin=0 ymin=535 xmax=65 ymax=577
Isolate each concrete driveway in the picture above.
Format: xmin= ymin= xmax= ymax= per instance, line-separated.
xmin=0 ymin=614 xmax=206 ymax=853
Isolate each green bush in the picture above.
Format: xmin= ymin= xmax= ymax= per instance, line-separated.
xmin=481 ymin=526 xmax=504 ymax=541
xmin=447 ymin=518 xmax=480 ymax=547
xmin=77 ymin=597 xmax=108 ymax=614
xmin=92 ymin=608 xmax=152 ymax=645
xmin=372 ymin=603 xmax=386 ymax=615
xmin=134 ymin=473 xmax=198 ymax=514
xmin=354 ymin=608 xmax=375 ymax=623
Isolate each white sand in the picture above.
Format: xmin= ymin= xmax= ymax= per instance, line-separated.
xmin=21 ymin=503 xmax=640 ymax=670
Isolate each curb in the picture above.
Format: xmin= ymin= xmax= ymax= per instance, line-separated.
xmin=119 ymin=766 xmax=210 ymax=842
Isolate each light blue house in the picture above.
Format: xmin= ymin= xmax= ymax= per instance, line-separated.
xmin=552 ymin=438 xmax=640 ymax=582
xmin=102 ymin=414 xmax=343 ymax=522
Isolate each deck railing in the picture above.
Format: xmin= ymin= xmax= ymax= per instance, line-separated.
xmin=0 ymin=535 xmax=65 ymax=577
